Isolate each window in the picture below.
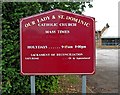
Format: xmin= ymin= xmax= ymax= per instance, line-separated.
xmin=102 ymin=38 xmax=120 ymax=46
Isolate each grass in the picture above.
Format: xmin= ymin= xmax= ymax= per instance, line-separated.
xmin=56 ymin=75 xmax=82 ymax=93
xmin=55 ymin=75 xmax=94 ymax=93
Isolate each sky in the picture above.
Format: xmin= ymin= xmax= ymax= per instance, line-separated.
xmin=83 ymin=0 xmax=119 ymax=38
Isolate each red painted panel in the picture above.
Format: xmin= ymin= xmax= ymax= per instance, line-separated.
xmin=20 ymin=9 xmax=95 ymax=75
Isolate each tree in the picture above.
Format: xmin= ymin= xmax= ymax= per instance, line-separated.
xmin=2 ymin=2 xmax=92 ymax=94
xmin=39 ymin=2 xmax=93 ymax=14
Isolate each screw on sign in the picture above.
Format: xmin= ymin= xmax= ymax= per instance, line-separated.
xmin=20 ymin=9 xmax=95 ymax=75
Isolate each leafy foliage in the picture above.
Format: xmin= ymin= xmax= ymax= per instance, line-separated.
xmin=39 ymin=2 xmax=93 ymax=14
xmin=2 ymin=2 xmax=92 ymax=94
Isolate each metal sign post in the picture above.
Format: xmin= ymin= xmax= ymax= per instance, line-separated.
xmin=30 ymin=76 xmax=35 ymax=95
xmin=82 ymin=75 xmax=86 ymax=95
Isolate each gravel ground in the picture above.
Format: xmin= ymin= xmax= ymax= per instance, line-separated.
xmin=87 ymin=49 xmax=118 ymax=93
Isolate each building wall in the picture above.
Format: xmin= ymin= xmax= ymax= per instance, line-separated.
xmin=102 ymin=38 xmax=120 ymax=46
xmin=99 ymin=38 xmax=120 ymax=49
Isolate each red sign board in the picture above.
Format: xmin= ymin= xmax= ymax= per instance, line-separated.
xmin=20 ymin=9 xmax=95 ymax=75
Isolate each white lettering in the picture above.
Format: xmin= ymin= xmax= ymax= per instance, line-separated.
xmin=27 ymin=45 xmax=48 ymax=49
xmin=57 ymin=30 xmax=70 ymax=34
xmin=45 ymin=30 xmax=56 ymax=34
xmin=75 ymin=45 xmax=86 ymax=49
xmin=52 ymin=15 xmax=56 ymax=19
xmin=38 ymin=23 xmax=58 ymax=27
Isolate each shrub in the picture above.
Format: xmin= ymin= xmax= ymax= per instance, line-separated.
xmin=2 ymin=2 xmax=59 ymax=94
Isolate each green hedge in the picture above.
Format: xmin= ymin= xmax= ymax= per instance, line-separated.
xmin=2 ymin=2 xmax=59 ymax=94
xmin=2 ymin=2 xmax=92 ymax=94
